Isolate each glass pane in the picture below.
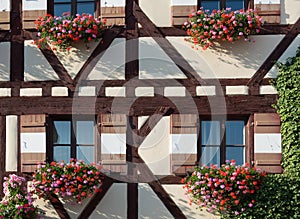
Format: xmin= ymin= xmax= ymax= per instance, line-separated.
xmin=77 ymin=2 xmax=95 ymax=15
xmin=201 ymin=146 xmax=220 ymax=166
xmin=226 ymin=0 xmax=244 ymax=11
xmin=54 ymin=0 xmax=71 ymax=2
xmin=53 ymin=121 xmax=71 ymax=144
xmin=202 ymin=1 xmax=220 ymax=11
xmin=226 ymin=146 xmax=244 ymax=165
xmin=226 ymin=121 xmax=244 ymax=145
xmin=54 ymin=4 xmax=71 ymax=16
xmin=54 ymin=146 xmax=71 ymax=162
xmin=76 ymin=121 xmax=94 ymax=145
xmin=201 ymin=121 xmax=220 ymax=145
xmin=77 ymin=146 xmax=94 ymax=163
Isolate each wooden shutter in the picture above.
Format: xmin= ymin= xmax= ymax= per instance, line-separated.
xmin=254 ymin=113 xmax=282 ymax=173
xmin=170 ymin=114 xmax=198 ymax=175
xmin=20 ymin=114 xmax=46 ymax=172
xmin=99 ymin=114 xmax=126 ymax=173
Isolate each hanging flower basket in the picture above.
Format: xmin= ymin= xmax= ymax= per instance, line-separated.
xmin=32 ymin=159 xmax=104 ymax=204
xmin=183 ymin=160 xmax=267 ymax=218
xmin=183 ymin=9 xmax=262 ymax=50
xmin=34 ymin=13 xmax=106 ymax=51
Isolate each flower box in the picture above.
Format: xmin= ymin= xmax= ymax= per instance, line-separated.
xmin=183 ymin=9 xmax=262 ymax=50
xmin=34 ymin=13 xmax=106 ymax=51
xmin=32 ymin=159 xmax=104 ymax=205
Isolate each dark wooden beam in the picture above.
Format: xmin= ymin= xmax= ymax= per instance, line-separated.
xmin=0 ymin=95 xmax=277 ymax=115
xmin=73 ymin=28 xmax=122 ymax=85
xmin=10 ymin=0 xmax=24 ymax=82
xmin=135 ymin=156 xmax=187 ymax=218
xmin=0 ymin=78 xmax=271 ymax=90
xmin=247 ymin=18 xmax=300 ymax=86
xmin=125 ymin=0 xmax=139 ymax=80
xmin=132 ymin=2 xmax=205 ymax=85
xmin=78 ymin=177 xmax=114 ymax=219
xmin=138 ymin=106 xmax=171 ymax=138
xmin=157 ymin=175 xmax=183 ymax=184
xmin=126 ymin=115 xmax=139 ymax=219
xmin=49 ymin=194 xmax=71 ymax=219
xmin=0 ymin=116 xmax=6 ymax=198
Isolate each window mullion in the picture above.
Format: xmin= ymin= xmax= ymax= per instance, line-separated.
xmin=220 ymin=0 xmax=226 ymax=10
xmin=72 ymin=0 xmax=77 ymax=15
xmin=71 ymin=120 xmax=76 ymax=159
xmin=220 ymin=120 xmax=226 ymax=164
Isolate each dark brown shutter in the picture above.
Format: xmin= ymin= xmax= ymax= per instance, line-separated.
xmin=20 ymin=114 xmax=46 ymax=172
xmin=254 ymin=113 xmax=282 ymax=173
xmin=170 ymin=114 xmax=198 ymax=175
xmin=99 ymin=114 xmax=126 ymax=173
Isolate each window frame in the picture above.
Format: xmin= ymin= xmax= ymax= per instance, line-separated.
xmin=47 ymin=0 xmax=101 ymax=17
xmin=199 ymin=117 xmax=248 ymax=166
xmin=197 ymin=0 xmax=252 ymax=11
xmin=47 ymin=115 xmax=98 ymax=163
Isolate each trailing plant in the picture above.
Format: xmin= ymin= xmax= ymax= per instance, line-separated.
xmin=32 ymin=158 xmax=104 ymax=204
xmin=0 ymin=174 xmax=38 ymax=219
xmin=233 ymin=47 xmax=300 ymax=218
xmin=183 ymin=9 xmax=262 ymax=50
xmin=271 ymin=47 xmax=300 ymax=177
xmin=183 ymin=160 xmax=267 ymax=218
xmin=34 ymin=13 xmax=106 ymax=51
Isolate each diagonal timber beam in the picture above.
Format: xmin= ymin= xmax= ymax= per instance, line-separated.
xmin=247 ymin=17 xmax=300 ymax=87
xmin=77 ymin=177 xmax=114 ymax=219
xmin=73 ymin=28 xmax=123 ymax=85
xmin=132 ymin=1 xmax=205 ymax=85
xmin=39 ymin=47 xmax=75 ymax=92
xmin=125 ymin=106 xmax=186 ymax=218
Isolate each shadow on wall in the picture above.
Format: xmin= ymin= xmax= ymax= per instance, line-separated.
xmin=280 ymin=0 xmax=289 ymax=24
xmin=25 ymin=41 xmax=59 ymax=81
xmin=139 ymin=38 xmax=187 ymax=79
xmin=208 ymin=36 xmax=276 ymax=71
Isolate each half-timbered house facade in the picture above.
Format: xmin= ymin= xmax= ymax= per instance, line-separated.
xmin=0 ymin=0 xmax=299 ymax=218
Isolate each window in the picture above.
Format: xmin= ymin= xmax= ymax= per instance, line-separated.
xmin=51 ymin=0 xmax=96 ymax=16
xmin=50 ymin=116 xmax=96 ymax=163
xmin=201 ymin=120 xmax=245 ymax=166
xmin=199 ymin=0 xmax=247 ymax=11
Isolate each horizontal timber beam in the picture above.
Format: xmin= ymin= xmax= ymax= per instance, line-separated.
xmin=0 ymin=95 xmax=277 ymax=115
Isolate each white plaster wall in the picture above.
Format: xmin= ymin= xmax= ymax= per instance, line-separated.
xmin=167 ymin=36 xmax=284 ymax=79
xmin=267 ymin=35 xmax=300 ymax=78
xmin=6 ymin=115 xmax=18 ymax=172
xmin=139 ymin=38 xmax=186 ymax=79
xmin=54 ymin=40 xmax=99 ymax=79
xmin=138 ymin=116 xmax=171 ymax=175
xmin=163 ymin=185 xmax=219 ymax=219
xmin=22 ymin=0 xmax=46 ymax=11
xmin=90 ymin=183 xmax=127 ymax=219
xmin=0 ymin=0 xmax=10 ymax=11
xmin=21 ymin=133 xmax=46 ymax=153
xmin=87 ymin=38 xmax=125 ymax=80
xmin=281 ymin=0 xmax=300 ymax=24
xmin=140 ymin=0 xmax=171 ymax=27
xmin=0 ymin=42 xmax=10 ymax=81
xmin=24 ymin=40 xmax=59 ymax=81
xmin=138 ymin=183 xmax=174 ymax=219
